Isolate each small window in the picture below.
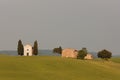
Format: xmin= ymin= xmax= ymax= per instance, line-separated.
xmin=27 ymin=49 xmax=29 ymax=51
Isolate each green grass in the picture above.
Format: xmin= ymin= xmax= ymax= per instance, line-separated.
xmin=111 ymin=57 xmax=120 ymax=63
xmin=0 ymin=55 xmax=120 ymax=80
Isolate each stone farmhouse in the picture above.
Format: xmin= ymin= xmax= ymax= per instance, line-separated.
xmin=84 ymin=53 xmax=93 ymax=60
xmin=62 ymin=48 xmax=78 ymax=58
xmin=62 ymin=48 xmax=93 ymax=59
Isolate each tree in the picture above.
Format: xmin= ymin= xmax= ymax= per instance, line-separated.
xmin=82 ymin=48 xmax=87 ymax=53
xmin=53 ymin=48 xmax=58 ymax=53
xmin=53 ymin=46 xmax=62 ymax=54
xmin=77 ymin=48 xmax=88 ymax=59
xmin=97 ymin=49 xmax=112 ymax=60
xmin=58 ymin=46 xmax=62 ymax=54
xmin=33 ymin=40 xmax=38 ymax=55
xmin=17 ymin=40 xmax=24 ymax=56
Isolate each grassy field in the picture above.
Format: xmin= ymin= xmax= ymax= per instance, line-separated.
xmin=0 ymin=55 xmax=120 ymax=80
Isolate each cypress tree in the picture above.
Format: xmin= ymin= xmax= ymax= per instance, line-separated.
xmin=17 ymin=40 xmax=24 ymax=56
xmin=33 ymin=40 xmax=38 ymax=55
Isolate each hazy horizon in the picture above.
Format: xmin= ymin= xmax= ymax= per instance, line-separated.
xmin=0 ymin=0 xmax=120 ymax=54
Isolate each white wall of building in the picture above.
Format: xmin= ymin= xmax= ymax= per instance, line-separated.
xmin=24 ymin=44 xmax=33 ymax=56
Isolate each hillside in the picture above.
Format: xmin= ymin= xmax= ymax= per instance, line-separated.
xmin=0 ymin=55 xmax=120 ymax=80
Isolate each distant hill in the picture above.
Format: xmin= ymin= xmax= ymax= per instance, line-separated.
xmin=0 ymin=50 xmax=119 ymax=57
xmin=90 ymin=52 xmax=120 ymax=58
xmin=0 ymin=50 xmax=17 ymax=56
xmin=0 ymin=50 xmax=61 ymax=56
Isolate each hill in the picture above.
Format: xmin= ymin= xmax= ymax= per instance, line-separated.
xmin=0 ymin=55 xmax=120 ymax=80
xmin=0 ymin=50 xmax=60 ymax=56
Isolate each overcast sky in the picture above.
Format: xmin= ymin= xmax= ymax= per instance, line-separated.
xmin=0 ymin=0 xmax=120 ymax=54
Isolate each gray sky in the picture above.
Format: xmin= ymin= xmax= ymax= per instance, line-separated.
xmin=0 ymin=0 xmax=120 ymax=54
